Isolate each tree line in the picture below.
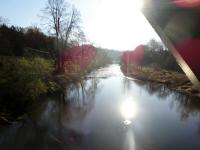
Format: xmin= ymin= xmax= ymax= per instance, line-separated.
xmin=141 ymin=39 xmax=182 ymax=72
xmin=0 ymin=0 xmax=86 ymax=59
xmin=0 ymin=0 xmax=90 ymax=116
xmin=0 ymin=25 xmax=55 ymax=57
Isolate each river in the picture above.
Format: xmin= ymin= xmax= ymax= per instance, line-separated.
xmin=0 ymin=64 xmax=200 ymax=150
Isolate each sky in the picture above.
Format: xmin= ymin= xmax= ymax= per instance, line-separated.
xmin=0 ymin=0 xmax=160 ymax=51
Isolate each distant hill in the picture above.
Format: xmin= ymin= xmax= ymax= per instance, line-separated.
xmin=96 ymin=47 xmax=122 ymax=64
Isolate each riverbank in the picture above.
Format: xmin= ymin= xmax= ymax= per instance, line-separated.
xmin=121 ymin=65 xmax=200 ymax=99
xmin=0 ymin=55 xmax=113 ymax=125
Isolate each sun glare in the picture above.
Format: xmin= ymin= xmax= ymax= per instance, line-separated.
xmin=132 ymin=0 xmax=144 ymax=10
xmin=120 ymin=98 xmax=138 ymax=125
xmin=85 ymin=0 xmax=158 ymax=50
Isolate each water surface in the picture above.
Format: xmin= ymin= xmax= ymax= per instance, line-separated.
xmin=0 ymin=64 xmax=200 ymax=150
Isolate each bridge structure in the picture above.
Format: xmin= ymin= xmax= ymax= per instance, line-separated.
xmin=142 ymin=0 xmax=200 ymax=88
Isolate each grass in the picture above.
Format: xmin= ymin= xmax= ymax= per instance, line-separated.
xmin=121 ymin=64 xmax=200 ymax=98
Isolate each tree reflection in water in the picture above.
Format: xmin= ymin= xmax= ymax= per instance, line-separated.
xmin=0 ymin=77 xmax=100 ymax=150
xmin=134 ymin=80 xmax=200 ymax=121
xmin=122 ymin=77 xmax=131 ymax=95
xmin=1 ymin=65 xmax=200 ymax=150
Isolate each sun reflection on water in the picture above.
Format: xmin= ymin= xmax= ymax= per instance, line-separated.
xmin=120 ymin=98 xmax=138 ymax=125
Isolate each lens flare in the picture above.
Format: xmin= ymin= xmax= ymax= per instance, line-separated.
xmin=173 ymin=0 xmax=200 ymax=8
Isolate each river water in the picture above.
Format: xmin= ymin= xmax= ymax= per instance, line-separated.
xmin=0 ymin=64 xmax=200 ymax=150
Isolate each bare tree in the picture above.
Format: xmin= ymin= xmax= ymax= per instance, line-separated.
xmin=41 ymin=0 xmax=82 ymax=70
xmin=147 ymin=39 xmax=166 ymax=52
xmin=0 ymin=16 xmax=9 ymax=25
xmin=75 ymin=29 xmax=87 ymax=45
xmin=42 ymin=0 xmax=66 ymax=52
xmin=63 ymin=7 xmax=81 ymax=46
xmin=68 ymin=29 xmax=87 ymax=47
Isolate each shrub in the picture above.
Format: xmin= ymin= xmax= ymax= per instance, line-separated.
xmin=0 ymin=57 xmax=53 ymax=101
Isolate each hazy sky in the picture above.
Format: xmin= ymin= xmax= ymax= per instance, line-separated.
xmin=0 ymin=0 xmax=160 ymax=50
